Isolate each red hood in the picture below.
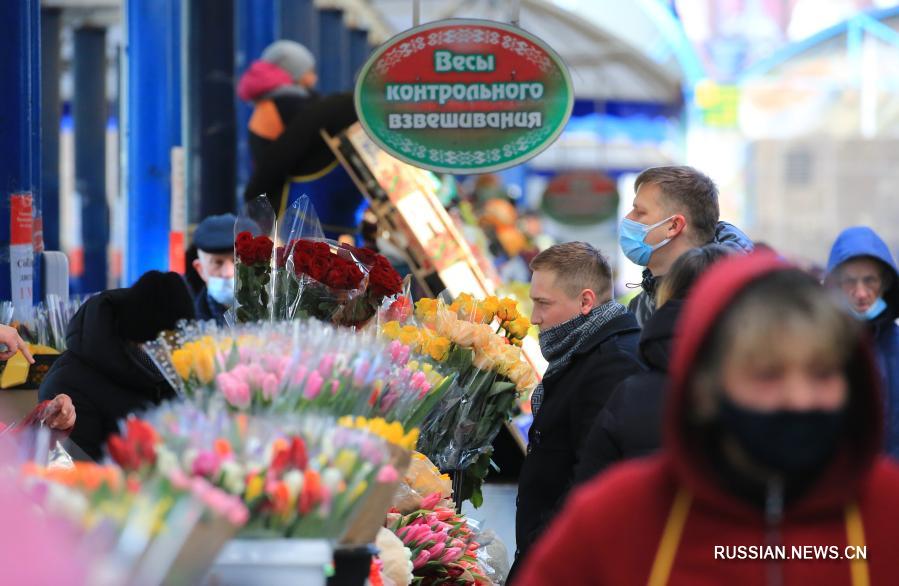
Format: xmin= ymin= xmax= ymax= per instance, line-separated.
xmin=664 ymin=251 xmax=883 ymax=516
xmin=237 ymin=60 xmax=294 ymax=102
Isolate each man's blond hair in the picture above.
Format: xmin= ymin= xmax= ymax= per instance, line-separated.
xmin=530 ymin=242 xmax=612 ymax=300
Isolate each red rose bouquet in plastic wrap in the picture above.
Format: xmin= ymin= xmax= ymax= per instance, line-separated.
xmin=232 ymin=196 xmax=277 ymax=323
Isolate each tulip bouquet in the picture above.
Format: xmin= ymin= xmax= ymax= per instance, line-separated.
xmin=385 ymin=492 xmax=491 ymax=585
xmin=380 ymin=294 xmax=538 ymax=506
xmin=21 ymin=459 xmax=248 ymax=585
xmin=109 ymin=403 xmax=401 ymax=541
xmin=144 ymin=320 xmax=454 ymax=434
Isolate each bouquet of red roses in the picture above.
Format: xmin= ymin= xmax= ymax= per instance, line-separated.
xmin=234 ymin=230 xmax=274 ymax=323
xmin=287 ymin=239 xmax=371 ymax=326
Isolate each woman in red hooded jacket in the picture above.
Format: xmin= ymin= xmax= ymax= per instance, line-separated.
xmin=515 ymin=252 xmax=899 ymax=585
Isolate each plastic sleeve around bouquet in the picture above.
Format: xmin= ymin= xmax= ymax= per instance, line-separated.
xmin=274 ymin=195 xmax=325 ymax=320
xmin=133 ymin=401 xmax=399 ymax=541
xmin=416 ymin=357 xmax=501 ymax=472
xmin=232 ymin=195 xmax=277 ymax=324
xmin=143 ymin=319 xmax=225 ymax=399
xmin=286 ymin=239 xmax=374 ymax=327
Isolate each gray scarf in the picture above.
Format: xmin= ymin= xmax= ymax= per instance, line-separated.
xmin=531 ymin=300 xmax=628 ymax=415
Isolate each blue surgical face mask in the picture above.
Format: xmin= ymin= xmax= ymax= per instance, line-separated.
xmin=851 ymin=297 xmax=887 ymax=321
xmin=618 ymin=216 xmax=675 ymax=266
xmin=207 ymin=276 xmax=234 ymax=307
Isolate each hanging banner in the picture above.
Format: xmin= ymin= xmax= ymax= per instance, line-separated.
xmin=541 ymin=171 xmax=620 ymax=226
xmin=10 ymin=193 xmax=34 ymax=322
xmin=355 ymin=19 xmax=574 ymax=175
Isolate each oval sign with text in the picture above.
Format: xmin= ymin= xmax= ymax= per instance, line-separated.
xmin=355 ymin=19 xmax=574 ymax=175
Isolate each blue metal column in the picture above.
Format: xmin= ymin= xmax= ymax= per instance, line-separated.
xmin=236 ymin=0 xmax=277 ymax=195
xmin=349 ymin=28 xmax=371 ymax=82
xmin=73 ymin=27 xmax=108 ymax=293
xmin=318 ymin=9 xmax=351 ymax=93
xmin=41 ymin=7 xmax=61 ymax=254
xmin=184 ymin=0 xmax=237 ymax=220
xmin=0 ymin=0 xmax=40 ymax=308
xmin=280 ymin=0 xmax=319 ymax=57
xmin=124 ymin=0 xmax=181 ymax=285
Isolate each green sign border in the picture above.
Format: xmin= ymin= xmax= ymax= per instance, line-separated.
xmin=354 ymin=18 xmax=574 ymax=175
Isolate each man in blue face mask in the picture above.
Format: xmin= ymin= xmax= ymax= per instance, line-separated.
xmin=620 ymin=166 xmax=753 ymax=326
xmin=825 ymin=226 xmax=899 ymax=459
xmin=191 ymin=214 xmax=240 ymax=326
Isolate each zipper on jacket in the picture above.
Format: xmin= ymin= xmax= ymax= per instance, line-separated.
xmin=765 ymin=477 xmax=784 ymax=586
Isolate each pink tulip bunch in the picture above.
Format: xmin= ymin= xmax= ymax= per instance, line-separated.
xmin=387 ymin=492 xmax=489 ymax=585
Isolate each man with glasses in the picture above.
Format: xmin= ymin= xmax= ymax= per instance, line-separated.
xmin=826 ymin=226 xmax=899 ymax=458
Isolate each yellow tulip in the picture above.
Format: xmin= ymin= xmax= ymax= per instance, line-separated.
xmin=480 ymin=296 xmax=500 ymax=322
xmin=496 ymin=298 xmax=519 ymax=322
xmin=246 ymin=475 xmax=265 ymax=501
xmin=194 ymin=349 xmax=216 ymax=384
xmin=335 ymin=449 xmax=358 ymax=476
xmin=398 ymin=325 xmax=421 ymax=347
xmin=382 ymin=321 xmax=402 ymax=340
xmin=171 ymin=349 xmax=193 ymax=380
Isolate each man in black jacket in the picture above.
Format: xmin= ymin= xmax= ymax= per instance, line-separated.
xmin=510 ymin=242 xmax=643 ymax=577
xmin=38 ymin=271 xmax=195 ymax=460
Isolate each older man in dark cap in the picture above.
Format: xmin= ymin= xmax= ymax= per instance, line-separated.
xmin=192 ymin=213 xmax=244 ymax=325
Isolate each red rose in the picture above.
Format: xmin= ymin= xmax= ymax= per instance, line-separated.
xmin=236 ymin=231 xmax=253 ymax=247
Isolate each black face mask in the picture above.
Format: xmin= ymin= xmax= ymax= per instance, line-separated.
xmin=717 ymin=394 xmax=846 ymax=476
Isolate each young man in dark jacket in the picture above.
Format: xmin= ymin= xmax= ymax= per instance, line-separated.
xmin=510 ymin=242 xmax=643 ymax=577
xmin=38 ymin=271 xmax=195 ymax=460
xmin=620 ymin=165 xmax=753 ymax=326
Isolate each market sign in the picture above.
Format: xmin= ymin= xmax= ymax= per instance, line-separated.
xmin=355 ymin=19 xmax=574 ymax=175
xmin=541 ymin=171 xmax=619 ymax=226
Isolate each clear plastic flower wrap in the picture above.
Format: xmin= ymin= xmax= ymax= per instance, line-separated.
xmin=142 ymin=320 xmax=454 ymax=433
xmin=379 ymin=294 xmax=537 ymax=507
xmin=232 ymin=195 xmax=277 ymax=324
xmin=115 ymin=401 xmax=401 ymax=541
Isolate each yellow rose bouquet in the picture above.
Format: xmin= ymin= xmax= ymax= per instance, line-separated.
xmin=381 ymin=294 xmax=538 ymax=507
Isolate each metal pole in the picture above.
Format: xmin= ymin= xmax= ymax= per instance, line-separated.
xmin=318 ymin=8 xmax=351 ymax=93
xmin=123 ymin=0 xmax=181 ymax=285
xmin=183 ymin=0 xmax=237 ymax=221
xmin=74 ymin=27 xmax=108 ymax=293
xmin=280 ymin=0 xmax=319 ymax=55
xmin=41 ymin=8 xmax=61 ymax=254
xmin=0 ymin=0 xmax=40 ymax=313
xmin=413 ymin=0 xmax=420 ymax=27
xmin=235 ymin=0 xmax=277 ymax=198
xmin=349 ymin=28 xmax=371 ymax=79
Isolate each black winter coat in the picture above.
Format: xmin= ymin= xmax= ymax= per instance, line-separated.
xmin=574 ymin=299 xmax=683 ymax=485
xmin=244 ymin=92 xmax=359 ymax=211
xmin=38 ymin=291 xmax=176 ymax=460
xmin=514 ymin=313 xmax=643 ymax=563
xmin=194 ymin=287 xmax=228 ymax=327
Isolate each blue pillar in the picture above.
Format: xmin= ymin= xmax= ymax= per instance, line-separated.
xmin=236 ymin=0 xmax=278 ymax=195
xmin=74 ymin=27 xmax=108 ymax=293
xmin=124 ymin=0 xmax=181 ymax=285
xmin=280 ymin=0 xmax=318 ymax=57
xmin=0 ymin=0 xmax=40 ymax=310
xmin=349 ymin=28 xmax=371 ymax=83
xmin=41 ymin=7 xmax=61 ymax=254
xmin=184 ymin=0 xmax=237 ymax=221
xmin=318 ymin=9 xmax=351 ymax=93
